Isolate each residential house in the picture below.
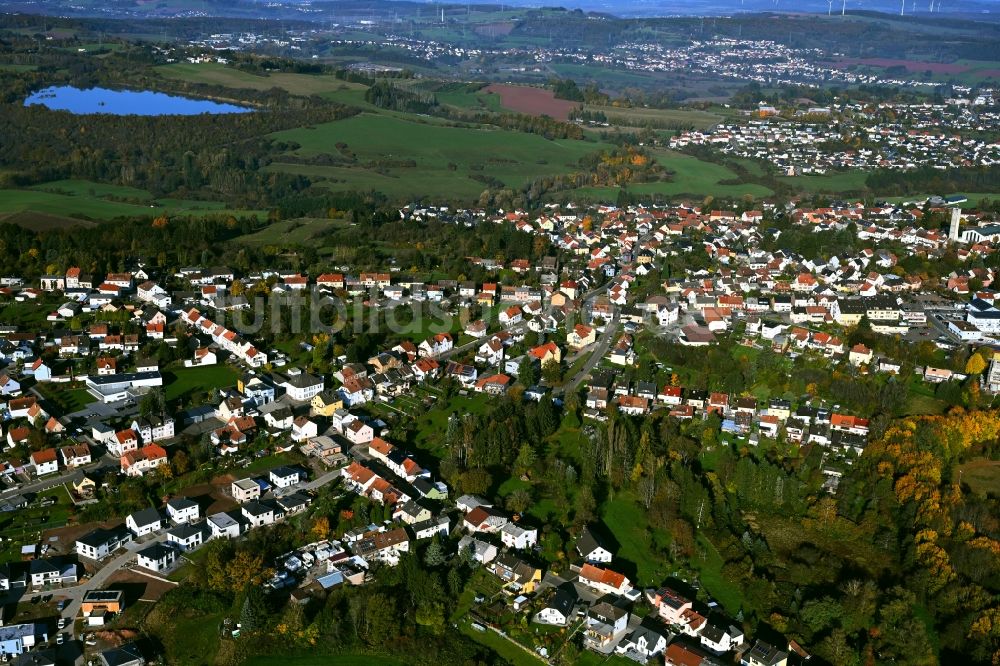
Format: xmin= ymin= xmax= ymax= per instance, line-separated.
xmin=533 ymin=584 xmax=577 ymax=626
xmin=166 ymin=522 xmax=209 ymax=552
xmin=499 ymin=523 xmax=538 ymax=550
xmin=165 ymin=497 xmax=200 ymax=525
xmin=135 ymin=543 xmax=176 ymax=573
xmin=231 ymin=478 xmax=261 ymax=503
xmin=576 ymin=528 xmax=614 ymax=563
xmin=121 ymin=445 xmax=167 ymax=477
xmin=489 ymin=552 xmax=541 ymax=594
xmin=59 ymin=443 xmax=91 ymax=468
xmin=76 ymin=526 xmax=132 ymax=561
xmin=126 ymin=508 xmax=162 ymax=537
xmin=269 ymin=466 xmax=302 ymax=489
xmin=29 ymin=449 xmax=58 ymax=477
xmin=578 ymin=563 xmax=632 ymax=597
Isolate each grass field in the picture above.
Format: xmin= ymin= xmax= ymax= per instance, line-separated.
xmin=35 ymin=382 xmax=95 ymax=414
xmin=460 ymin=621 xmax=546 ymax=666
xmin=163 ymin=364 xmax=238 ymax=403
xmin=436 ymin=88 xmax=505 ymax=113
xmin=156 ymin=62 xmax=369 ymax=97
xmin=693 ymin=533 xmax=743 ymax=613
xmin=0 ymin=189 xmax=157 ymax=220
xmin=955 ymin=458 xmax=1000 ymax=496
xmin=267 ymin=112 xmax=611 ymax=200
xmin=31 ymin=179 xmax=154 ymax=202
xmin=601 ymin=493 xmax=672 ymax=586
xmin=0 ymin=183 xmax=263 ymax=223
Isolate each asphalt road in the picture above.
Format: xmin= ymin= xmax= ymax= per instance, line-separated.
xmin=556 ymin=312 xmax=621 ymax=397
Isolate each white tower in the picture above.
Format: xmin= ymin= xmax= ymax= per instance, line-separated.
xmin=949 ymin=207 xmax=961 ymax=242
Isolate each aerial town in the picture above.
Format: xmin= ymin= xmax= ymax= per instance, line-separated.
xmin=0 ymin=188 xmax=998 ymax=665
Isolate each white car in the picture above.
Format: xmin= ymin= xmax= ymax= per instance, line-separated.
xmin=56 ymin=633 xmax=65 ymax=645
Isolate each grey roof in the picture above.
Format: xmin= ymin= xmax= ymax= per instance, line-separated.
xmin=167 ymin=521 xmax=209 ymax=540
xmin=575 ymin=527 xmax=608 ymax=557
xmin=270 ymin=465 xmax=301 ymax=479
xmin=545 ymin=584 xmax=577 ymax=617
xmin=128 ymin=507 xmax=162 ymax=528
xmin=242 ymin=500 xmax=273 ymax=517
xmin=137 ymin=543 xmax=173 ymax=561
xmin=166 ymin=497 xmax=197 ymax=511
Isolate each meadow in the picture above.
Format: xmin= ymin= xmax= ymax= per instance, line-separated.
xmin=156 ymin=62 xmax=369 ymax=97
xmin=0 ymin=180 xmax=264 ymax=223
xmin=267 ymin=112 xmax=611 ymax=200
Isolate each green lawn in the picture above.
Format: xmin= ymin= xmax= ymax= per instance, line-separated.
xmin=163 ymin=364 xmax=239 ymax=403
xmin=600 ymin=493 xmax=671 ymax=586
xmin=413 ymin=393 xmax=492 ymax=457
xmin=0 ymin=486 xmax=73 ymax=562
xmin=35 ymin=382 xmax=95 ymax=413
xmin=267 ymin=112 xmax=611 ymax=200
xmin=693 ymin=533 xmax=743 ymax=613
xmin=904 ymin=393 xmax=948 ymax=416
xmin=460 ymin=621 xmax=546 ymax=666
xmin=884 ymin=193 xmax=1000 ymax=209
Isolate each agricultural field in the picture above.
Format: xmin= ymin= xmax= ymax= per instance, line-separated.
xmin=267 ymin=113 xmax=611 ymax=200
xmin=483 ymin=83 xmax=579 ymax=120
xmin=156 ymin=62 xmax=369 ymax=97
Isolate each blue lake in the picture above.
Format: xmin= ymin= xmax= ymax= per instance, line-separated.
xmin=24 ymin=86 xmax=252 ymax=116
